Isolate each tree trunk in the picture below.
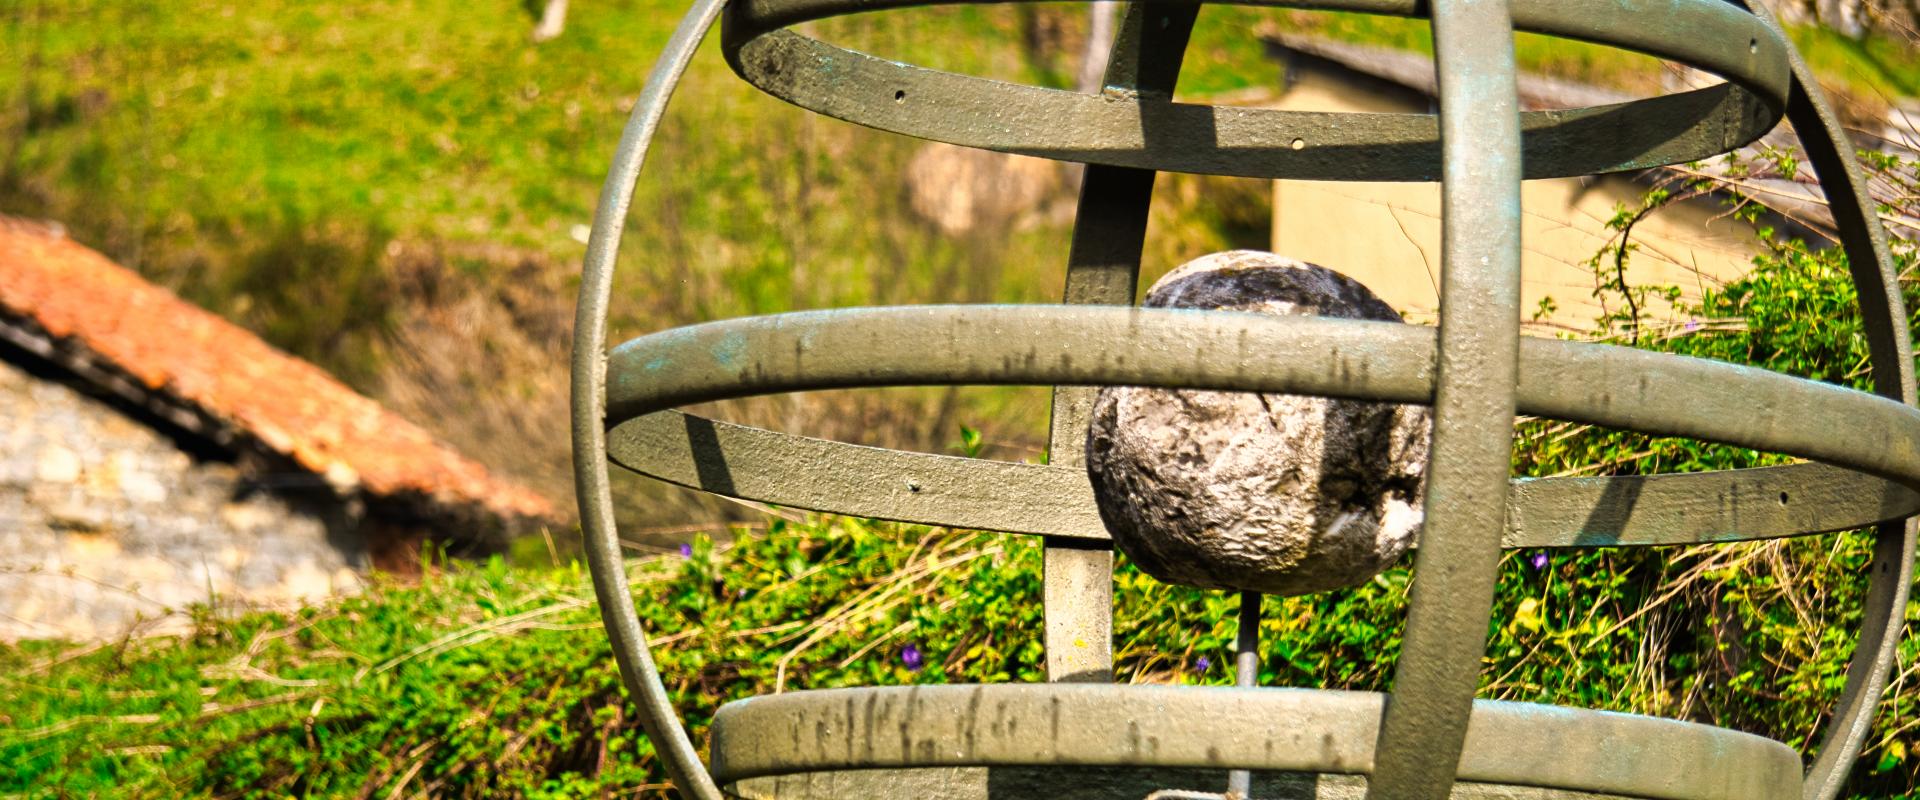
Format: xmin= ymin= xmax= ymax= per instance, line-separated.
xmin=1817 ymin=0 xmax=1868 ymax=37
xmin=1763 ymin=0 xmax=1818 ymax=25
xmin=532 ymin=0 xmax=568 ymax=43
xmin=1075 ymin=2 xmax=1117 ymax=94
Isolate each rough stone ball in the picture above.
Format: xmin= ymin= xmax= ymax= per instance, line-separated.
xmin=1086 ymin=250 xmax=1432 ymax=596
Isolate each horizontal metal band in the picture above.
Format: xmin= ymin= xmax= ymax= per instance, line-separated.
xmin=1504 ymin=463 xmax=1920 ymax=548
xmin=611 ymin=410 xmax=1108 ymax=539
xmin=604 ymin=305 xmax=1920 ymax=545
xmin=719 ymin=0 xmax=1790 ymax=180
xmin=725 ymin=767 xmax=1625 ymax=800
xmin=609 ymin=410 xmax=1920 ymax=546
xmin=707 ymin=684 xmax=1801 ymax=800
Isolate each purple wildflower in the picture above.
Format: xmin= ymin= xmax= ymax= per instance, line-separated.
xmin=1529 ymin=551 xmax=1550 ymax=570
xmin=678 ymin=543 xmax=693 ymax=557
xmin=1685 ymin=318 xmax=1702 ymax=332
xmin=900 ymin=644 xmax=924 ymax=672
xmin=1195 ymin=656 xmax=1211 ymax=672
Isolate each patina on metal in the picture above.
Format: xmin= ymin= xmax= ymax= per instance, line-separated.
xmin=722 ymin=0 xmax=1788 ymax=181
xmin=1366 ymin=2 xmax=1522 ymax=793
xmin=605 ymin=308 xmax=1920 ymax=541
xmin=1040 ymin=0 xmax=1198 ymax=684
xmin=707 ymin=684 xmax=1801 ymax=800
xmin=570 ymin=0 xmax=1915 ymax=798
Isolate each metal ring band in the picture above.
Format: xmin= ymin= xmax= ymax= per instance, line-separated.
xmin=601 ymin=306 xmax=1920 ymax=501
xmin=1734 ymin=2 xmax=1920 ymax=797
xmin=1366 ymin=3 xmax=1526 ymax=793
xmin=572 ymin=0 xmax=731 ymax=797
xmin=718 ymin=0 xmax=1792 ymax=180
xmin=706 ymin=684 xmax=1803 ymax=800
xmin=608 ymin=410 xmax=1920 ymax=547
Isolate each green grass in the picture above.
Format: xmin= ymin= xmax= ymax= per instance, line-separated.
xmin=3 ymin=1 xmax=1060 ymax=381
xmin=0 ymin=1 xmax=1251 ymax=350
xmin=1788 ymin=23 xmax=1920 ymax=102
xmin=9 ymin=0 xmax=666 ymax=253
xmin=0 ymin=507 xmax=1907 ymax=796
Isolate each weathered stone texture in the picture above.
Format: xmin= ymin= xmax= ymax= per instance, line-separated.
xmin=1086 ymin=251 xmax=1431 ymax=596
xmin=0 ymin=357 xmax=363 ymax=641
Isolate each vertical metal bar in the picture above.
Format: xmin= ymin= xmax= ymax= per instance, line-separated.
xmin=1733 ymin=5 xmax=1920 ymax=798
xmin=1366 ymin=1 xmax=1522 ymax=798
xmin=1227 ymin=591 xmax=1261 ymax=799
xmin=572 ymin=1 xmax=729 ymax=798
xmin=1044 ymin=157 xmax=1151 ymax=682
xmin=1043 ymin=1 xmax=1198 ymax=684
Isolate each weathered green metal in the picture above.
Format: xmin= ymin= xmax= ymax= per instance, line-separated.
xmin=608 ymin=412 xmax=1920 ymax=546
xmin=1738 ymin=2 xmax=1920 ymax=797
xmin=570 ymin=0 xmax=729 ymax=797
xmin=722 ymin=0 xmax=1789 ymax=181
xmin=601 ymin=307 xmax=1920 ymax=487
xmin=569 ymin=0 xmax=1916 ymax=797
xmin=1368 ymin=3 xmax=1522 ymax=794
xmin=585 ymin=305 xmax=1920 ymax=797
xmin=727 ymin=770 xmax=1714 ymax=800
xmin=706 ymin=684 xmax=1801 ymax=800
xmin=1039 ymin=1 xmax=1196 ymax=685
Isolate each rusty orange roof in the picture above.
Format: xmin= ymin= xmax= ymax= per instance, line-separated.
xmin=0 ymin=217 xmax=554 ymax=524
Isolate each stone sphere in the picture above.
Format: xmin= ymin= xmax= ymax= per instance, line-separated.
xmin=1085 ymin=251 xmax=1432 ymax=596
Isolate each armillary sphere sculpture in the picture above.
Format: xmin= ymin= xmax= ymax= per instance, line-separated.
xmin=571 ymin=0 xmax=1918 ymax=797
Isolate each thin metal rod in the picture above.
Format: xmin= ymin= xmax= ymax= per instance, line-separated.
xmin=1227 ymin=591 xmax=1261 ymax=799
xmin=1235 ymin=592 xmax=1261 ymax=686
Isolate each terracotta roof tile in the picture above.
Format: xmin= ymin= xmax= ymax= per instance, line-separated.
xmin=0 ymin=218 xmax=555 ymax=524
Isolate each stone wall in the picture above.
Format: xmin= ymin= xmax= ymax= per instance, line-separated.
xmin=0 ymin=353 xmax=366 ymax=641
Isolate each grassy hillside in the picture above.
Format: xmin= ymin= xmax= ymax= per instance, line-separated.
xmin=0 ymin=505 xmax=1912 ymax=797
xmin=1 ymin=0 xmax=1273 ymax=525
